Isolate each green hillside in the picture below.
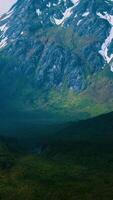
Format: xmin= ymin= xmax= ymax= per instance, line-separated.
xmin=0 ymin=112 xmax=113 ymax=199
xmin=0 ymin=55 xmax=113 ymax=121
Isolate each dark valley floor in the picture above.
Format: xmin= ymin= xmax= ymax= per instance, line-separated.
xmin=0 ymin=112 xmax=113 ymax=200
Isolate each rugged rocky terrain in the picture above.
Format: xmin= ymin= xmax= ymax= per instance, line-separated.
xmin=0 ymin=0 xmax=113 ymax=119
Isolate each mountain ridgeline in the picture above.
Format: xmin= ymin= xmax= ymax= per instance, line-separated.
xmin=0 ymin=0 xmax=113 ymax=120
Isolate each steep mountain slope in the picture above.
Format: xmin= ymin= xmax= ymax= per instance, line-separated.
xmin=0 ymin=0 xmax=113 ymax=119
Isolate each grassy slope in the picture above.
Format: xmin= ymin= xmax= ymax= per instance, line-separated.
xmin=17 ymin=65 xmax=113 ymax=121
xmin=1 ymin=41 xmax=113 ymax=121
xmin=0 ymin=112 xmax=113 ymax=199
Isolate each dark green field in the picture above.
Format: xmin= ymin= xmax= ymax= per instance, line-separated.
xmin=0 ymin=112 xmax=113 ymax=200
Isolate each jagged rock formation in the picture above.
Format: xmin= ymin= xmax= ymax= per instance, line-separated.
xmin=0 ymin=0 xmax=113 ymax=120
xmin=0 ymin=0 xmax=113 ymax=92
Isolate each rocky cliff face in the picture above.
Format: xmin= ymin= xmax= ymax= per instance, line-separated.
xmin=0 ymin=0 xmax=113 ymax=121
xmin=0 ymin=0 xmax=113 ymax=91
xmin=0 ymin=0 xmax=113 ymax=92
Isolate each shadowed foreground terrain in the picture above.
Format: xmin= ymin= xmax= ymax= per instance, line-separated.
xmin=0 ymin=112 xmax=113 ymax=199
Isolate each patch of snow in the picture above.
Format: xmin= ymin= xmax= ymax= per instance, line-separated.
xmin=47 ymin=2 xmax=51 ymax=7
xmin=53 ymin=65 xmax=57 ymax=69
xmin=52 ymin=0 xmax=80 ymax=25
xmin=53 ymin=7 xmax=73 ymax=25
xmin=82 ymin=11 xmax=90 ymax=17
xmin=0 ymin=24 xmax=8 ymax=33
xmin=77 ymin=19 xmax=82 ymax=26
xmin=71 ymin=0 xmax=80 ymax=5
xmin=0 ymin=37 xmax=8 ymax=48
xmin=97 ymin=12 xmax=113 ymax=69
xmin=20 ymin=31 xmax=24 ymax=35
xmin=97 ymin=12 xmax=113 ymax=25
xmin=98 ymin=27 xmax=113 ymax=63
xmin=36 ymin=9 xmax=41 ymax=16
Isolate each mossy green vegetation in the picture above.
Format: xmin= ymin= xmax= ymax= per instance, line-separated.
xmin=22 ymin=65 xmax=113 ymax=121
xmin=0 ymin=112 xmax=113 ymax=199
xmin=0 ymin=54 xmax=113 ymax=121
